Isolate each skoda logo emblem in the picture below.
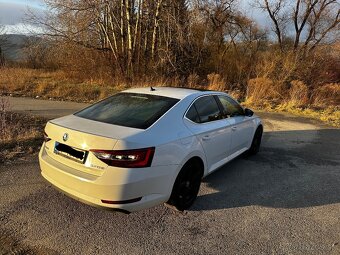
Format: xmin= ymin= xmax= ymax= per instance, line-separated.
xmin=63 ymin=133 xmax=69 ymax=142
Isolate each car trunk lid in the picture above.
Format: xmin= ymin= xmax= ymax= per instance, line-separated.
xmin=44 ymin=115 xmax=142 ymax=176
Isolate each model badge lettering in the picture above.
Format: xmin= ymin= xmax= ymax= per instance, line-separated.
xmin=90 ymin=164 xmax=105 ymax=170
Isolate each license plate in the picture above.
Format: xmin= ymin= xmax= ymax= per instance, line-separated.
xmin=54 ymin=142 xmax=88 ymax=164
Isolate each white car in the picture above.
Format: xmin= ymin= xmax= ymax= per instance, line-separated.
xmin=39 ymin=87 xmax=263 ymax=213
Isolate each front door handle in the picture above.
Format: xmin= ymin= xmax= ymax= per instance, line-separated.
xmin=231 ymin=126 xmax=237 ymax=131
xmin=202 ymin=136 xmax=210 ymax=141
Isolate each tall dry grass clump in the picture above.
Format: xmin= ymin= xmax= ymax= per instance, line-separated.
xmin=187 ymin=73 xmax=200 ymax=88
xmin=288 ymin=80 xmax=309 ymax=107
xmin=0 ymin=97 xmax=45 ymax=161
xmin=0 ymin=97 xmax=11 ymax=138
xmin=246 ymin=77 xmax=282 ymax=106
xmin=207 ymin=73 xmax=225 ymax=91
xmin=311 ymin=83 xmax=340 ymax=108
xmin=0 ymin=97 xmax=40 ymax=144
xmin=0 ymin=68 xmax=42 ymax=92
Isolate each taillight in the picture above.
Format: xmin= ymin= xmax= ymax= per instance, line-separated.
xmin=90 ymin=147 xmax=155 ymax=168
xmin=44 ymin=132 xmax=51 ymax=143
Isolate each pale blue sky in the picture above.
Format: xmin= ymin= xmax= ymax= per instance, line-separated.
xmin=0 ymin=0 xmax=45 ymax=9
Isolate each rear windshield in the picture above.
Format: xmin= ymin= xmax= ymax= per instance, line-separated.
xmin=74 ymin=93 xmax=179 ymax=129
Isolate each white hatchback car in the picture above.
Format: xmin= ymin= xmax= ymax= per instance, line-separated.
xmin=39 ymin=87 xmax=263 ymax=213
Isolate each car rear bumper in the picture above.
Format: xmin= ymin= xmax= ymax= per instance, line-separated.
xmin=39 ymin=145 xmax=178 ymax=212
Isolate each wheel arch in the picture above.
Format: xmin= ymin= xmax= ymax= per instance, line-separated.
xmin=256 ymin=124 xmax=263 ymax=134
xmin=168 ymin=154 xmax=205 ymax=199
xmin=167 ymin=155 xmax=205 ymax=209
xmin=185 ymin=156 xmax=205 ymax=178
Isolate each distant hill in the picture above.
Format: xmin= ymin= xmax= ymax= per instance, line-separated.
xmin=0 ymin=34 xmax=29 ymax=61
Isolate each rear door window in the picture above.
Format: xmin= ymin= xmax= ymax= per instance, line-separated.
xmin=186 ymin=104 xmax=201 ymax=123
xmin=75 ymin=93 xmax=179 ymax=129
xmin=186 ymin=96 xmax=222 ymax=123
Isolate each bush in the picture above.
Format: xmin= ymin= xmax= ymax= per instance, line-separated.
xmin=288 ymin=80 xmax=309 ymax=107
xmin=207 ymin=73 xmax=225 ymax=91
xmin=0 ymin=97 xmax=10 ymax=138
xmin=246 ymin=77 xmax=282 ymax=106
xmin=312 ymin=83 xmax=340 ymax=108
xmin=187 ymin=73 xmax=200 ymax=88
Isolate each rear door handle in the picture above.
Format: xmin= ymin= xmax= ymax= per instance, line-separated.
xmin=202 ymin=136 xmax=210 ymax=141
xmin=231 ymin=126 xmax=237 ymax=131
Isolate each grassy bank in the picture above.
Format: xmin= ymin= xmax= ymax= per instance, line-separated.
xmin=0 ymin=68 xmax=119 ymax=102
xmin=249 ymin=104 xmax=340 ymax=128
xmin=0 ymin=68 xmax=339 ymax=128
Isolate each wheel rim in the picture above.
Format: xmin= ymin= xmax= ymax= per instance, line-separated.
xmin=253 ymin=131 xmax=262 ymax=151
xmin=177 ymin=165 xmax=201 ymax=207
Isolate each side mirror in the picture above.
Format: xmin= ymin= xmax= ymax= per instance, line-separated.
xmin=244 ymin=108 xmax=254 ymax=117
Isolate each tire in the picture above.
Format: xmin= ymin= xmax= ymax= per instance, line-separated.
xmin=167 ymin=160 xmax=203 ymax=211
xmin=246 ymin=126 xmax=263 ymax=156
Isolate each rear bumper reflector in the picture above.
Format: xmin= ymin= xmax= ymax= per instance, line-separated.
xmin=101 ymin=197 xmax=142 ymax=205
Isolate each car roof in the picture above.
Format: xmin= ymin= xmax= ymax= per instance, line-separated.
xmin=123 ymin=87 xmax=221 ymax=99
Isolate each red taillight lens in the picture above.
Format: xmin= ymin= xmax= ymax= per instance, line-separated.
xmin=90 ymin=147 xmax=155 ymax=168
xmin=44 ymin=132 xmax=51 ymax=143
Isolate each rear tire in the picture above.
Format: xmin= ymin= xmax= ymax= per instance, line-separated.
xmin=167 ymin=160 xmax=203 ymax=211
xmin=246 ymin=126 xmax=263 ymax=156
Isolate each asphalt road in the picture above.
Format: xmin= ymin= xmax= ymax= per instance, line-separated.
xmin=5 ymin=96 xmax=89 ymax=119
xmin=1 ymin=96 xmax=340 ymax=255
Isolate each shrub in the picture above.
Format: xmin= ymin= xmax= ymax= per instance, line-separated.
xmin=207 ymin=73 xmax=225 ymax=91
xmin=312 ymin=83 xmax=340 ymax=108
xmin=187 ymin=73 xmax=199 ymax=88
xmin=288 ymin=80 xmax=309 ymax=107
xmin=246 ymin=77 xmax=282 ymax=106
xmin=0 ymin=97 xmax=10 ymax=138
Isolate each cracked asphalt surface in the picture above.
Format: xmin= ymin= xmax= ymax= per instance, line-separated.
xmin=1 ymin=97 xmax=340 ymax=254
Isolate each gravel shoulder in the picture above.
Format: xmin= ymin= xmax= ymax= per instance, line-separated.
xmin=1 ymin=97 xmax=340 ymax=255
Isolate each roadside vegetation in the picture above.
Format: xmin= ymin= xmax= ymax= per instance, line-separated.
xmin=0 ymin=0 xmax=339 ymax=126
xmin=0 ymin=97 xmax=45 ymax=163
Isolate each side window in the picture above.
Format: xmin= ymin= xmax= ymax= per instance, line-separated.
xmin=187 ymin=96 xmax=221 ymax=123
xmin=217 ymin=96 xmax=244 ymax=117
xmin=186 ymin=104 xmax=201 ymax=123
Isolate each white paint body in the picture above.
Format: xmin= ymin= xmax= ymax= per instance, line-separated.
xmin=39 ymin=87 xmax=262 ymax=212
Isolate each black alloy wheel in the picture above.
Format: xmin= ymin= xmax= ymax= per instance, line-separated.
xmin=247 ymin=127 xmax=263 ymax=155
xmin=167 ymin=160 xmax=203 ymax=211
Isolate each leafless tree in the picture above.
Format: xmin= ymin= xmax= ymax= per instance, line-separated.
xmin=257 ymin=0 xmax=340 ymax=53
xmin=30 ymin=0 xmax=198 ymax=79
xmin=256 ymin=0 xmax=288 ymax=51
xmin=298 ymin=0 xmax=340 ymax=52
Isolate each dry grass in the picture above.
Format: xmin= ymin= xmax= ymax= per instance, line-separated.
xmin=187 ymin=73 xmax=200 ymax=88
xmin=207 ymin=73 xmax=225 ymax=91
xmin=245 ymin=77 xmax=282 ymax=106
xmin=275 ymin=104 xmax=340 ymax=127
xmin=311 ymin=83 xmax=340 ymax=108
xmin=288 ymin=80 xmax=309 ymax=107
xmin=1 ymin=67 xmax=339 ymax=128
xmin=0 ymin=68 xmax=121 ymax=102
xmin=241 ymin=78 xmax=340 ymax=127
xmin=0 ymin=97 xmax=45 ymax=162
xmin=0 ymin=68 xmax=189 ymax=102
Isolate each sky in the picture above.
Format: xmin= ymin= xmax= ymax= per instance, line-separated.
xmin=0 ymin=0 xmax=45 ymax=34
xmin=0 ymin=0 xmax=270 ymax=35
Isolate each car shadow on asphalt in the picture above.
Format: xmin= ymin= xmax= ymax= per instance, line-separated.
xmin=191 ymin=129 xmax=340 ymax=211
